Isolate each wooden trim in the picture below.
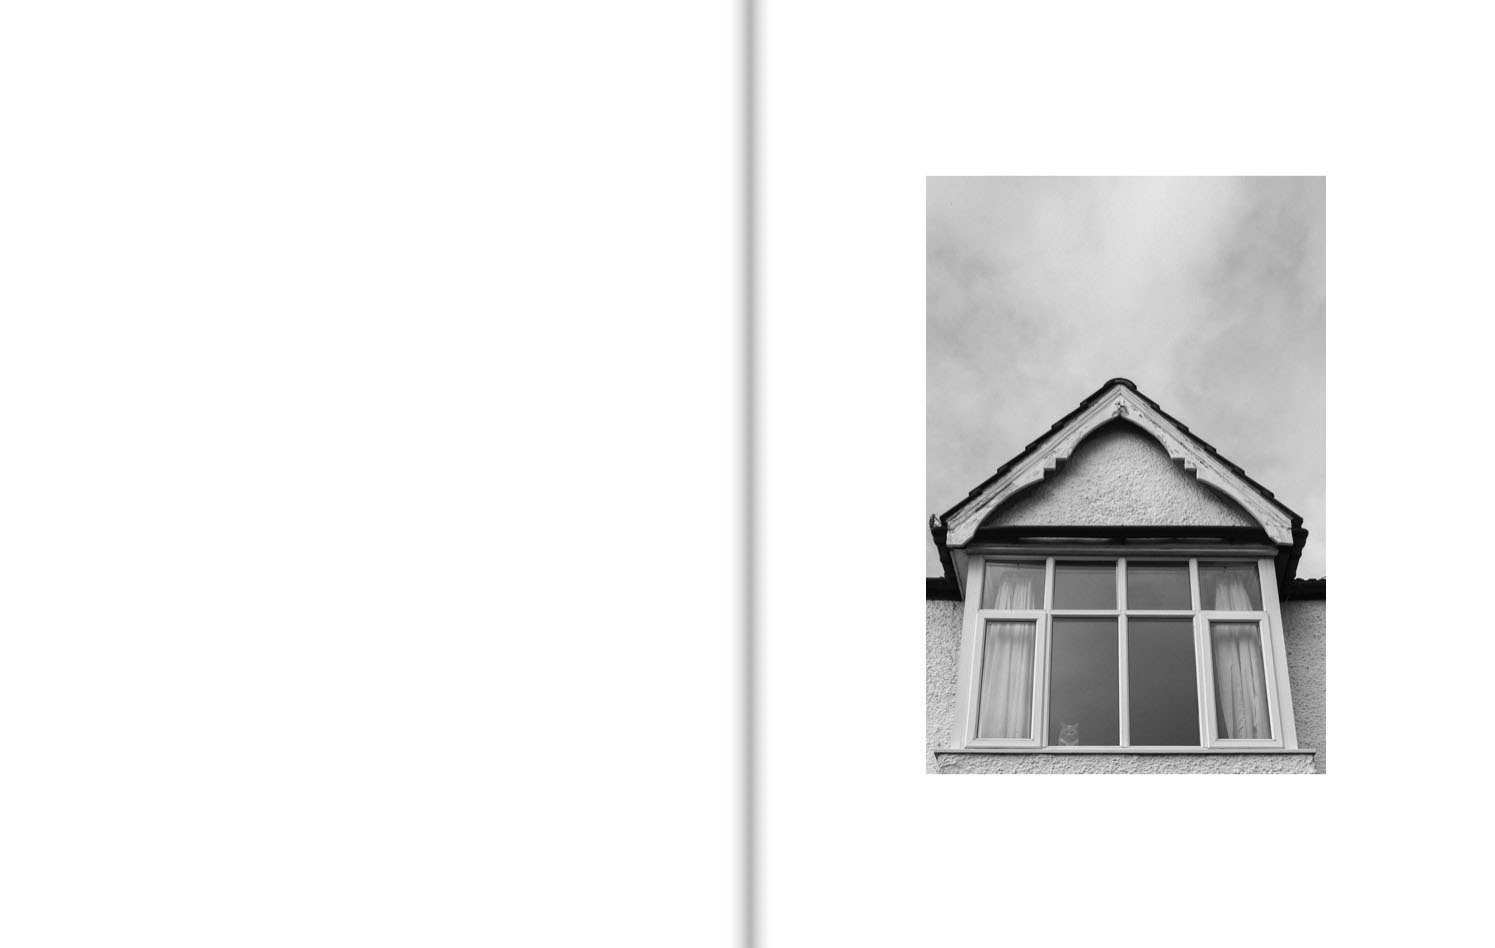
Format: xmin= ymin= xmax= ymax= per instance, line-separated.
xmin=1191 ymin=559 xmax=1206 ymax=745
xmin=942 ymin=383 xmax=1298 ymax=548
xmin=967 ymin=542 xmax=1278 ymax=559
xmin=950 ymin=555 xmax=984 ymax=748
xmin=971 ymin=526 xmax=1273 ymax=542
xmin=951 ymin=549 xmax=970 ymax=600
xmin=1259 ymin=559 xmax=1298 ymax=748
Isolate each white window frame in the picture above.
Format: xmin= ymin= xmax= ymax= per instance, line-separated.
xmin=951 ymin=546 xmax=1297 ymax=751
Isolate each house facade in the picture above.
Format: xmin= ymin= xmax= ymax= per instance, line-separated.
xmin=926 ymin=379 xmax=1325 ymax=774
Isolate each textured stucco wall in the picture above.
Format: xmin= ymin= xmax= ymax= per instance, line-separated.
xmin=986 ymin=423 xmax=1257 ymax=528
xmin=1283 ymin=599 xmax=1326 ymax=773
xmin=926 ymin=593 xmax=1326 ymax=774
xmin=925 ymin=599 xmax=962 ymax=773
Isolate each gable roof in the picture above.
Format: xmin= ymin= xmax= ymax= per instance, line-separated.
xmin=929 ymin=378 xmax=1309 ymax=590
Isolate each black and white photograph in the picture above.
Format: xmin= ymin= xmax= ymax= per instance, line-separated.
xmin=9 ymin=3 xmax=1495 ymax=945
xmin=926 ymin=177 xmax=1325 ymax=772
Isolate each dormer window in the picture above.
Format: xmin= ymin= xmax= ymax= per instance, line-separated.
xmin=929 ymin=380 xmax=1314 ymax=769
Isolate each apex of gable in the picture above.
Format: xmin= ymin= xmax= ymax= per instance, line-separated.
xmin=930 ymin=378 xmax=1308 ymax=594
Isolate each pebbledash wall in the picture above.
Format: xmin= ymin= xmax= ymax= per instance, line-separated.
xmin=1281 ymin=598 xmax=1326 ymax=774
xmin=925 ymin=593 xmax=1326 ymax=774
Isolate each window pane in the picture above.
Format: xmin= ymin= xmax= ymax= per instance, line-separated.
xmin=976 ymin=620 xmax=1036 ymax=739
xmin=980 ymin=561 xmax=1046 ymax=610
xmin=1048 ymin=618 xmax=1119 ymax=746
xmin=1199 ymin=562 xmax=1262 ymax=610
xmin=1053 ymin=562 xmax=1116 ymax=609
xmin=1126 ymin=562 xmax=1191 ymax=610
xmin=1211 ymin=621 xmax=1272 ymax=739
xmin=1128 ymin=619 xmax=1200 ymax=746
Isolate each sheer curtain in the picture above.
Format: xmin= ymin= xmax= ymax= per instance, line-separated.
xmin=978 ymin=622 xmax=1035 ymax=739
xmin=987 ymin=572 xmax=1035 ymax=611
xmin=1210 ymin=572 xmax=1270 ymax=739
xmin=977 ymin=569 xmax=1039 ymax=739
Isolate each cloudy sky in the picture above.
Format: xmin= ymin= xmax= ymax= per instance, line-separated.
xmin=927 ymin=177 xmax=1326 ymax=579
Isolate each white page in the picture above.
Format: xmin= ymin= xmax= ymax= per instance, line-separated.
xmin=1 ymin=4 xmax=742 ymax=945
xmin=758 ymin=2 xmax=1492 ymax=945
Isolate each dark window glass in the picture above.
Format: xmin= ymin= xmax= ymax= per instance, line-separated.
xmin=1126 ymin=562 xmax=1191 ymax=610
xmin=1048 ymin=618 xmax=1119 ymax=746
xmin=1198 ymin=563 xmax=1262 ymax=611
xmin=1052 ymin=562 xmax=1116 ymax=609
xmin=1127 ymin=619 xmax=1200 ymax=746
xmin=980 ymin=561 xmax=1046 ymax=610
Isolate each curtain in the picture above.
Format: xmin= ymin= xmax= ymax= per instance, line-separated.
xmin=988 ymin=571 xmax=1036 ymax=610
xmin=982 ymin=563 xmax=1042 ymax=610
xmin=1210 ymin=567 xmax=1257 ymax=610
xmin=976 ymin=567 xmax=1040 ymax=739
xmin=978 ymin=621 xmax=1035 ymax=739
xmin=1210 ymin=570 xmax=1270 ymax=738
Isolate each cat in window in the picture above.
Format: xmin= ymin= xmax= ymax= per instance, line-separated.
xmin=1057 ymin=722 xmax=1079 ymax=746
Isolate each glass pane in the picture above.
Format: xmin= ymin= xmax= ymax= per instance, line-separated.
xmin=1211 ymin=621 xmax=1272 ymax=739
xmin=1048 ymin=618 xmax=1119 ymax=746
xmin=976 ymin=620 xmax=1036 ymax=739
xmin=1052 ymin=562 xmax=1116 ymax=609
xmin=1198 ymin=562 xmax=1262 ymax=610
xmin=1128 ymin=619 xmax=1200 ymax=746
xmin=1127 ymin=562 xmax=1191 ymax=610
xmin=980 ymin=561 xmax=1046 ymax=610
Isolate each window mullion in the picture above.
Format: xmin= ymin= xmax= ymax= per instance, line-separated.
xmin=1041 ymin=558 xmax=1055 ymax=746
xmin=1118 ymin=558 xmax=1129 ymax=748
xmin=1190 ymin=558 xmax=1208 ymax=747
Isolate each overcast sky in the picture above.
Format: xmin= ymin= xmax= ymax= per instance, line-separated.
xmin=927 ymin=177 xmax=1326 ymax=579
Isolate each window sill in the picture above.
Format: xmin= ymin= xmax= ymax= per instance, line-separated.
xmin=938 ymin=746 xmax=1315 ymax=755
xmin=931 ymin=747 xmax=1318 ymax=774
